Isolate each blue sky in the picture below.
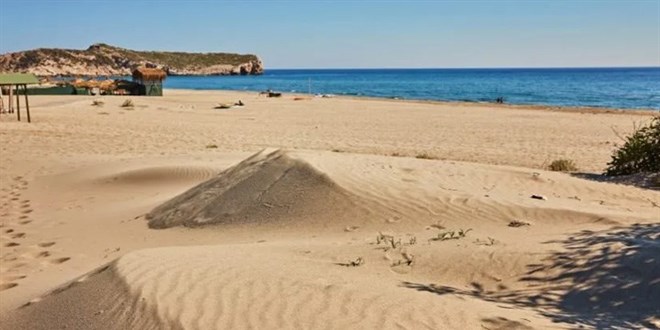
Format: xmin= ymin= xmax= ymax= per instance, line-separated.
xmin=1 ymin=0 xmax=659 ymax=68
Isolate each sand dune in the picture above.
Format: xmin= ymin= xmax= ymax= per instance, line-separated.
xmin=0 ymin=91 xmax=658 ymax=329
xmin=147 ymin=149 xmax=371 ymax=229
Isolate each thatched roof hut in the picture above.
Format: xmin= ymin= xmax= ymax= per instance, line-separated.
xmin=132 ymin=68 xmax=167 ymax=81
xmin=132 ymin=68 xmax=166 ymax=96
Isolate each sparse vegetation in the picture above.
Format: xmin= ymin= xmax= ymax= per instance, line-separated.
xmin=606 ymin=117 xmax=660 ymax=176
xmin=4 ymin=44 xmax=261 ymax=74
xmin=376 ymin=232 xmax=416 ymax=251
xmin=475 ymin=237 xmax=497 ymax=246
xmin=120 ymin=99 xmax=134 ymax=108
xmin=548 ymin=159 xmax=578 ymax=172
xmin=337 ymin=257 xmax=363 ymax=267
xmin=391 ymin=252 xmax=415 ymax=267
xmin=415 ymin=153 xmax=437 ymax=160
xmin=430 ymin=228 xmax=472 ymax=242
xmin=508 ymin=220 xmax=530 ymax=227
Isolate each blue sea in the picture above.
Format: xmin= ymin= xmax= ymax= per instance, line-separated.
xmin=163 ymin=68 xmax=660 ymax=110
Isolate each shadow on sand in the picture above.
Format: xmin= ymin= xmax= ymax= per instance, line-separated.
xmin=571 ymin=172 xmax=659 ymax=191
xmin=402 ymin=223 xmax=660 ymax=329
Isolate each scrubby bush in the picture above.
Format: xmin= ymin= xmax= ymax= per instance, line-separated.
xmin=548 ymin=159 xmax=578 ymax=172
xmin=606 ymin=117 xmax=660 ymax=176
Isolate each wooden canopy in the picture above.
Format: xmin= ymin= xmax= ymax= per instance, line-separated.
xmin=132 ymin=68 xmax=167 ymax=81
xmin=0 ymin=73 xmax=39 ymax=86
xmin=0 ymin=73 xmax=38 ymax=123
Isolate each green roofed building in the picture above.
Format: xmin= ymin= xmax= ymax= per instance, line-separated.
xmin=0 ymin=73 xmax=39 ymax=122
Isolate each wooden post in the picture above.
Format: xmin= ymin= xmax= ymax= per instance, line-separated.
xmin=24 ymin=85 xmax=31 ymax=123
xmin=16 ymin=85 xmax=21 ymax=121
xmin=8 ymin=84 xmax=13 ymax=113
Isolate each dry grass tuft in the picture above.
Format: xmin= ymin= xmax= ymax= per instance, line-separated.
xmin=337 ymin=257 xmax=363 ymax=267
xmin=508 ymin=220 xmax=530 ymax=227
xmin=548 ymin=159 xmax=578 ymax=172
xmin=430 ymin=228 xmax=472 ymax=242
xmin=415 ymin=153 xmax=437 ymax=160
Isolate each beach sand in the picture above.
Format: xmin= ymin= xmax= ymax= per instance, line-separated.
xmin=0 ymin=90 xmax=658 ymax=329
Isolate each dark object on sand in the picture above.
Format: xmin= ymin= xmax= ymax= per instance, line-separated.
xmin=508 ymin=220 xmax=531 ymax=227
xmin=268 ymin=92 xmax=282 ymax=98
xmin=214 ymin=103 xmax=233 ymax=109
xmin=531 ymin=194 xmax=547 ymax=200
xmin=235 ymin=100 xmax=244 ymax=106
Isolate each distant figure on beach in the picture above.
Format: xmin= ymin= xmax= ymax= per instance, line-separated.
xmin=236 ymin=100 xmax=244 ymax=106
xmin=495 ymin=97 xmax=505 ymax=104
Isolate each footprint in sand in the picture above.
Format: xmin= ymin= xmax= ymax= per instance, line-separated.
xmin=11 ymin=232 xmax=26 ymax=239
xmin=38 ymin=242 xmax=56 ymax=248
xmin=0 ymin=283 xmax=18 ymax=291
xmin=19 ymin=220 xmax=32 ymax=225
xmin=35 ymin=251 xmax=51 ymax=258
xmin=18 ymin=215 xmax=29 ymax=220
xmin=3 ymin=275 xmax=26 ymax=281
xmin=20 ymin=209 xmax=33 ymax=214
xmin=4 ymin=242 xmax=20 ymax=247
xmin=5 ymin=228 xmax=15 ymax=233
xmin=51 ymin=257 xmax=71 ymax=264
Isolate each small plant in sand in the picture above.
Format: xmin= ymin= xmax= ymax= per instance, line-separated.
xmin=206 ymin=144 xmax=218 ymax=149
xmin=475 ymin=237 xmax=497 ymax=246
xmin=376 ymin=232 xmax=416 ymax=251
xmin=376 ymin=232 xmax=401 ymax=250
xmin=548 ymin=159 xmax=578 ymax=172
xmin=91 ymin=100 xmax=104 ymax=106
xmin=120 ymin=99 xmax=134 ymax=108
xmin=391 ymin=252 xmax=415 ymax=267
xmin=337 ymin=257 xmax=364 ymax=267
xmin=508 ymin=220 xmax=530 ymax=227
xmin=430 ymin=228 xmax=472 ymax=242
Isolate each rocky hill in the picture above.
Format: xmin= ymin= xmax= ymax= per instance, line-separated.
xmin=0 ymin=43 xmax=263 ymax=76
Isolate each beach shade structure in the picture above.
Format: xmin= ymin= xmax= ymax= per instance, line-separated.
xmin=0 ymin=73 xmax=39 ymax=123
xmin=132 ymin=68 xmax=167 ymax=96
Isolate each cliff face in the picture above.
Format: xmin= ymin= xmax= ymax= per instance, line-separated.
xmin=0 ymin=43 xmax=264 ymax=76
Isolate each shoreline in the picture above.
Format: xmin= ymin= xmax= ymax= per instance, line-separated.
xmin=165 ymin=88 xmax=660 ymax=115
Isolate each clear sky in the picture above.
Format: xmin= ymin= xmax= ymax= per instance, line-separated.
xmin=1 ymin=0 xmax=659 ymax=68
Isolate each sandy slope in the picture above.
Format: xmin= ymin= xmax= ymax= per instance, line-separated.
xmin=0 ymin=91 xmax=658 ymax=329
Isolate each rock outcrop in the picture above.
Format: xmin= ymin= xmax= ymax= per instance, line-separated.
xmin=0 ymin=43 xmax=263 ymax=76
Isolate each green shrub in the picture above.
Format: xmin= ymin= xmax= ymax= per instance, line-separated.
xmin=606 ymin=117 xmax=660 ymax=176
xmin=548 ymin=159 xmax=578 ymax=172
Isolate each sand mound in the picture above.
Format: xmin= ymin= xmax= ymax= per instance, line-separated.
xmin=147 ymin=149 xmax=366 ymax=228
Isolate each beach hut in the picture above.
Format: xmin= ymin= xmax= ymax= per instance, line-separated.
xmin=0 ymin=73 xmax=39 ymax=122
xmin=132 ymin=68 xmax=166 ymax=96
